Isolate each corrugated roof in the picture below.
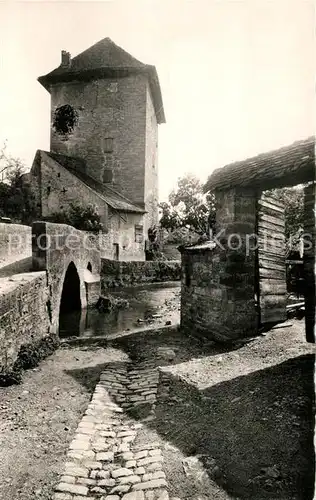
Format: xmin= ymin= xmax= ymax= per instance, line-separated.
xmin=38 ymin=37 xmax=166 ymax=124
xmin=42 ymin=151 xmax=146 ymax=214
xmin=204 ymin=137 xmax=315 ymax=192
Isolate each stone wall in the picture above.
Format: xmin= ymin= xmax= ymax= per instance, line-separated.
xmin=50 ymin=75 xmax=147 ymax=206
xmin=30 ymin=152 xmax=146 ymax=261
xmin=180 ymin=187 xmax=258 ymax=341
xmin=99 ymin=210 xmax=145 ymax=261
xmin=101 ymin=258 xmax=181 ymax=289
xmin=144 ymin=82 xmax=159 ymax=235
xmin=32 ymin=151 xmax=108 ymax=227
xmin=0 ymin=223 xmax=32 ymax=268
xmin=49 ymin=73 xmax=159 ymax=239
xmin=32 ymin=221 xmax=101 ymax=332
xmin=0 ymin=272 xmax=52 ymax=381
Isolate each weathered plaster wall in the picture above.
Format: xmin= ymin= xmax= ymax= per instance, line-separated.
xmin=180 ymin=188 xmax=258 ymax=341
xmin=0 ymin=223 xmax=32 ymax=267
xmin=144 ymin=82 xmax=159 ymax=236
xmin=0 ymin=272 xmax=51 ymax=378
xmin=32 ymin=221 xmax=101 ymax=332
xmin=99 ymin=210 xmax=145 ymax=261
xmin=50 ymin=74 xmax=148 ymax=206
xmin=101 ymin=258 xmax=181 ymax=289
xmin=33 ymin=152 xmax=108 ymax=228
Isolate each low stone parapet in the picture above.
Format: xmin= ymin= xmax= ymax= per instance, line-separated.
xmin=0 ymin=223 xmax=32 ymax=268
xmin=101 ymin=259 xmax=181 ymax=289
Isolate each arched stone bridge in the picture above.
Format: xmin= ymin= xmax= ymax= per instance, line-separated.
xmin=32 ymin=221 xmax=101 ymax=333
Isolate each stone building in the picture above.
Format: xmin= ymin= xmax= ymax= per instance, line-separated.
xmin=180 ymin=137 xmax=315 ymax=343
xmin=28 ymin=37 xmax=165 ymax=261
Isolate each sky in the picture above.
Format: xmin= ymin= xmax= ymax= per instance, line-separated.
xmin=0 ymin=0 xmax=314 ymax=200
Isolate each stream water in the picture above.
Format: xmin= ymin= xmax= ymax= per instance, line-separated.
xmin=59 ymin=282 xmax=181 ymax=338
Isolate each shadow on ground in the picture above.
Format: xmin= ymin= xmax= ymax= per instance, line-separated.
xmin=64 ymin=327 xmax=315 ymax=500
xmin=154 ymin=354 xmax=315 ymax=500
xmin=111 ymin=326 xmax=247 ymax=363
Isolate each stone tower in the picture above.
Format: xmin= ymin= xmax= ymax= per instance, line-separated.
xmin=38 ymin=37 xmax=165 ymax=229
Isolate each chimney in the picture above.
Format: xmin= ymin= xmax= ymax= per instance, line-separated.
xmin=61 ymin=50 xmax=71 ymax=68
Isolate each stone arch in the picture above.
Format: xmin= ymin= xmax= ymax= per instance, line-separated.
xmin=59 ymin=261 xmax=81 ymax=315
xmin=59 ymin=261 xmax=82 ymax=337
xmin=32 ymin=221 xmax=101 ymax=333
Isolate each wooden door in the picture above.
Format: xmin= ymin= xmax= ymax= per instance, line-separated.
xmin=257 ymin=192 xmax=287 ymax=324
xmin=113 ymin=243 xmax=119 ymax=261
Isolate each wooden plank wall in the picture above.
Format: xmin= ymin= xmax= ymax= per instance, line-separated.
xmin=257 ymin=192 xmax=287 ymax=324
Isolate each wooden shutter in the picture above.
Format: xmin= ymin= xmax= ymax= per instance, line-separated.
xmin=257 ymin=192 xmax=287 ymax=324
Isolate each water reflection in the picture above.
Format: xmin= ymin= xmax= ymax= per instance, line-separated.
xmin=59 ymin=283 xmax=180 ymax=338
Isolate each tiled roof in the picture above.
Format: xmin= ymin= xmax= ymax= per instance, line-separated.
xmin=38 ymin=37 xmax=166 ymax=124
xmin=178 ymin=241 xmax=216 ymax=253
xmin=43 ymin=151 xmax=146 ymax=214
xmin=204 ymin=137 xmax=315 ymax=192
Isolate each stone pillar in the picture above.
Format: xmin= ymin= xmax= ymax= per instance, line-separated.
xmin=180 ymin=188 xmax=258 ymax=342
xmin=214 ymin=188 xmax=259 ymax=337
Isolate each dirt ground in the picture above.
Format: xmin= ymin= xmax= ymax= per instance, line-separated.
xmin=0 ymin=346 xmax=129 ymax=500
xmin=0 ymin=315 xmax=314 ymax=500
xmin=112 ymin=319 xmax=315 ymax=500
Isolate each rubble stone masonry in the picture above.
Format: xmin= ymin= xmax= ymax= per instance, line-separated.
xmin=180 ymin=188 xmax=258 ymax=341
xmin=0 ymin=272 xmax=51 ymax=380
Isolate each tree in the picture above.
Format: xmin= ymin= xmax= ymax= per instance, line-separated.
xmin=0 ymin=143 xmax=37 ymax=224
xmin=269 ymin=186 xmax=305 ymax=239
xmin=159 ymin=173 xmax=216 ymax=235
xmin=158 ymin=202 xmax=182 ymax=232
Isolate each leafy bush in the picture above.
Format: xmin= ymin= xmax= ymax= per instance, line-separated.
xmin=45 ymin=202 xmax=103 ymax=232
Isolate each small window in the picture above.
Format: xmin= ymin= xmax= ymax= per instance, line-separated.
xmin=113 ymin=243 xmax=119 ymax=261
xmin=135 ymin=225 xmax=144 ymax=243
xmin=57 ymin=173 xmax=61 ymax=178
xmin=184 ymin=259 xmax=192 ymax=287
xmin=104 ymin=137 xmax=113 ymax=153
xmin=103 ymin=168 xmax=113 ymax=183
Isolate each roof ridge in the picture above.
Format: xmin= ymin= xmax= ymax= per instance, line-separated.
xmin=71 ymin=37 xmax=146 ymax=68
xmin=37 ymin=37 xmax=166 ymax=124
xmin=204 ymin=136 xmax=315 ymax=192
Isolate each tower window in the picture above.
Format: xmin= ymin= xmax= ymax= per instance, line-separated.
xmin=135 ymin=225 xmax=144 ymax=243
xmin=104 ymin=137 xmax=114 ymax=153
xmin=103 ymin=169 xmax=113 ymax=183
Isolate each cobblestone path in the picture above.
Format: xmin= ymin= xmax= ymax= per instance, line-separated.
xmin=53 ymin=360 xmax=180 ymax=500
